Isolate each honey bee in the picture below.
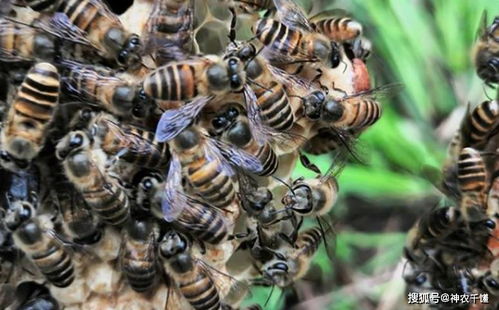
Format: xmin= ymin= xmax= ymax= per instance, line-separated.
xmin=480 ymin=258 xmax=499 ymax=296
xmin=88 ymin=111 xmax=171 ymax=169
xmin=0 ymin=62 xmax=60 ymax=172
xmin=143 ymin=0 xmax=194 ymax=64
xmin=473 ymin=15 xmax=498 ymax=86
xmin=302 ymin=127 xmax=347 ymax=155
xmin=253 ymin=0 xmax=341 ymax=69
xmin=461 ymin=100 xmax=499 ymax=149
xmin=310 ymin=9 xmax=363 ymax=42
xmin=224 ymin=42 xmax=296 ymax=131
xmin=143 ymin=55 xmax=246 ymax=101
xmin=24 ymin=0 xmax=142 ymax=69
xmin=120 ymin=219 xmax=158 ymax=293
xmin=211 ymin=104 xmax=278 ymax=176
xmin=55 ymin=130 xmax=130 ymax=226
xmin=159 ymin=230 xmax=232 ymax=310
xmin=136 ymin=175 xmax=230 ymax=245
xmin=0 ymin=17 xmax=57 ymax=63
xmin=57 ymin=183 xmax=103 ymax=245
xmin=159 ymin=125 xmax=262 ymax=217
xmin=59 ymin=60 xmax=143 ymax=117
xmin=302 ymin=86 xmax=389 ymax=131
xmin=258 ymin=227 xmax=325 ymax=287
xmin=10 ymin=282 xmax=60 ymax=310
xmin=281 ymin=174 xmax=339 ymax=218
xmin=5 ymin=202 xmax=75 ymax=288
xmin=457 ymin=147 xmax=489 ymax=218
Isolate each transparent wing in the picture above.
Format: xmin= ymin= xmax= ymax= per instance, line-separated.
xmin=155 ymin=96 xmax=212 ymax=142
xmin=161 ymin=154 xmax=187 ymax=222
xmin=342 ymin=83 xmax=404 ymax=103
xmin=210 ymin=137 xmax=263 ymax=175
xmin=243 ymin=85 xmax=268 ymax=146
xmin=272 ymin=0 xmax=312 ymax=32
xmin=308 ymin=8 xmax=349 ymax=22
xmin=0 ymin=18 xmax=45 ymax=62
xmin=35 ymin=13 xmax=99 ymax=48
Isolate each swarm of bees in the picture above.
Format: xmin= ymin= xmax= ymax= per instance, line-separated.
xmin=403 ymin=14 xmax=499 ymax=310
xmin=0 ymin=0 xmax=387 ymax=308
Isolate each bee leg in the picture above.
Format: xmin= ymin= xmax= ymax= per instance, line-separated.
xmin=228 ymin=7 xmax=237 ymax=44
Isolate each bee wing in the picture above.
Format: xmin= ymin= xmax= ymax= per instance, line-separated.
xmin=0 ymin=18 xmax=45 ymax=62
xmin=242 ymin=85 xmax=269 ymax=146
xmin=155 ymin=96 xmax=212 ymax=142
xmin=161 ymin=154 xmax=187 ymax=222
xmin=209 ymin=137 xmax=263 ymax=175
xmin=34 ymin=13 xmax=99 ymax=49
xmin=308 ymin=8 xmax=349 ymax=22
xmin=343 ymin=83 xmax=404 ymax=102
xmin=272 ymin=0 xmax=313 ymax=32
xmin=268 ymin=64 xmax=310 ymax=92
xmin=197 ymin=259 xmax=249 ymax=297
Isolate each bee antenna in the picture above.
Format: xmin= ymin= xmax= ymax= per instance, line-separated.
xmin=264 ymin=284 xmax=275 ymax=306
xmin=228 ymin=7 xmax=238 ymax=45
xmin=331 ymin=82 xmax=347 ymax=97
xmin=271 ymin=176 xmax=294 ymax=195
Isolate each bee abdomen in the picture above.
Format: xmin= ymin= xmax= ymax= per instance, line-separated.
xmin=31 ymin=242 xmax=75 ymax=288
xmin=298 ymin=228 xmax=322 ymax=257
xmin=196 ymin=211 xmax=227 ymax=244
xmin=313 ymin=18 xmax=362 ymax=41
xmin=14 ymin=63 xmax=59 ymax=123
xmin=144 ymin=64 xmax=197 ymax=100
xmin=179 ymin=273 xmax=221 ymax=310
xmin=467 ymin=100 xmax=499 ymax=147
xmin=457 ymin=147 xmax=487 ymax=193
xmin=85 ymin=184 xmax=130 ymax=226
xmin=256 ymin=143 xmax=278 ymax=176
xmin=255 ymin=83 xmax=294 ymax=130
xmin=123 ymin=263 xmax=156 ymax=292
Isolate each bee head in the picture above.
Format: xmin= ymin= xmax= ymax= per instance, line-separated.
xmin=159 ymin=231 xmax=193 ymax=273
xmin=55 ymin=130 xmax=91 ymax=160
xmin=5 ymin=201 xmax=34 ymax=232
xmin=263 ymin=259 xmax=293 ymax=287
xmin=0 ymin=150 xmax=30 ymax=172
xmin=303 ymin=90 xmax=326 ymax=120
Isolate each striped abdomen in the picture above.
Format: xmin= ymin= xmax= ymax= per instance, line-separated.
xmin=338 ymin=99 xmax=381 ymax=129
xmin=122 ymin=239 xmax=157 ymax=292
xmin=312 ymin=17 xmax=362 ymax=42
xmin=184 ymin=152 xmax=235 ymax=209
xmin=144 ymin=63 xmax=198 ymax=100
xmin=100 ymin=121 xmax=170 ymax=168
xmin=255 ymin=18 xmax=302 ymax=56
xmin=244 ymin=140 xmax=278 ymax=176
xmin=254 ymin=82 xmax=294 ymax=130
xmin=57 ymin=0 xmax=121 ymax=44
xmin=13 ymin=62 xmax=59 ymax=125
xmin=176 ymin=202 xmax=228 ymax=244
xmin=16 ymin=222 xmax=74 ymax=288
xmin=465 ymin=100 xmax=499 ymax=147
xmin=457 ymin=147 xmax=487 ymax=193
xmin=303 ymin=129 xmax=339 ymax=155
xmin=296 ymin=227 xmax=322 ymax=258
xmin=177 ymin=268 xmax=221 ymax=310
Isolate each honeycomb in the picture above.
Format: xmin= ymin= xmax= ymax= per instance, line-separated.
xmin=0 ymin=0 xmax=378 ymax=309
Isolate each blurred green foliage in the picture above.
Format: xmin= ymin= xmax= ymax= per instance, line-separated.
xmin=245 ymin=0 xmax=499 ymax=309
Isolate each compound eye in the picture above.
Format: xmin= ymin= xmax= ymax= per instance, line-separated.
xmin=239 ymin=46 xmax=254 ymax=59
xmin=130 ymin=36 xmax=140 ymax=46
xmin=414 ymin=274 xmax=427 ymax=286
xmin=486 ymin=277 xmax=499 ymax=289
xmin=69 ymin=133 xmax=84 ymax=148
xmin=0 ymin=151 xmax=11 ymax=162
xmin=485 ymin=219 xmax=496 ymax=229
xmin=19 ymin=204 xmax=32 ymax=222
xmin=118 ymin=50 xmax=129 ymax=64
xmin=228 ymin=57 xmax=238 ymax=67
xmin=226 ymin=107 xmax=239 ymax=120
xmin=274 ymin=262 xmax=288 ymax=272
xmin=212 ymin=116 xmax=228 ymax=129
xmin=142 ymin=178 xmax=153 ymax=191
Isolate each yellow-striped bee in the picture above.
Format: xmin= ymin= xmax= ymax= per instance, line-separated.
xmin=211 ymin=104 xmax=278 ymax=176
xmin=120 ymin=219 xmax=158 ymax=293
xmin=5 ymin=202 xmax=75 ymax=288
xmin=56 ymin=130 xmax=130 ymax=226
xmin=224 ymin=42 xmax=296 ymax=131
xmin=59 ymin=60 xmax=144 ymax=117
xmin=0 ymin=17 xmax=56 ymax=63
xmin=302 ymin=84 xmax=401 ymax=131
xmin=24 ymin=0 xmax=142 ymax=69
xmin=257 ymin=227 xmax=325 ymax=287
xmin=461 ymin=100 xmax=499 ymax=149
xmin=473 ymin=15 xmax=498 ymax=86
xmin=143 ymin=55 xmax=246 ymax=101
xmin=0 ymin=62 xmax=60 ymax=172
xmin=310 ymin=10 xmax=363 ymax=42
xmin=159 ymin=230 xmax=234 ymax=310
xmin=253 ymin=0 xmax=341 ymax=68
xmin=159 ymin=124 xmax=262 ymax=218
xmin=143 ymin=0 xmax=194 ymax=64
xmin=136 ymin=174 xmax=230 ymax=245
